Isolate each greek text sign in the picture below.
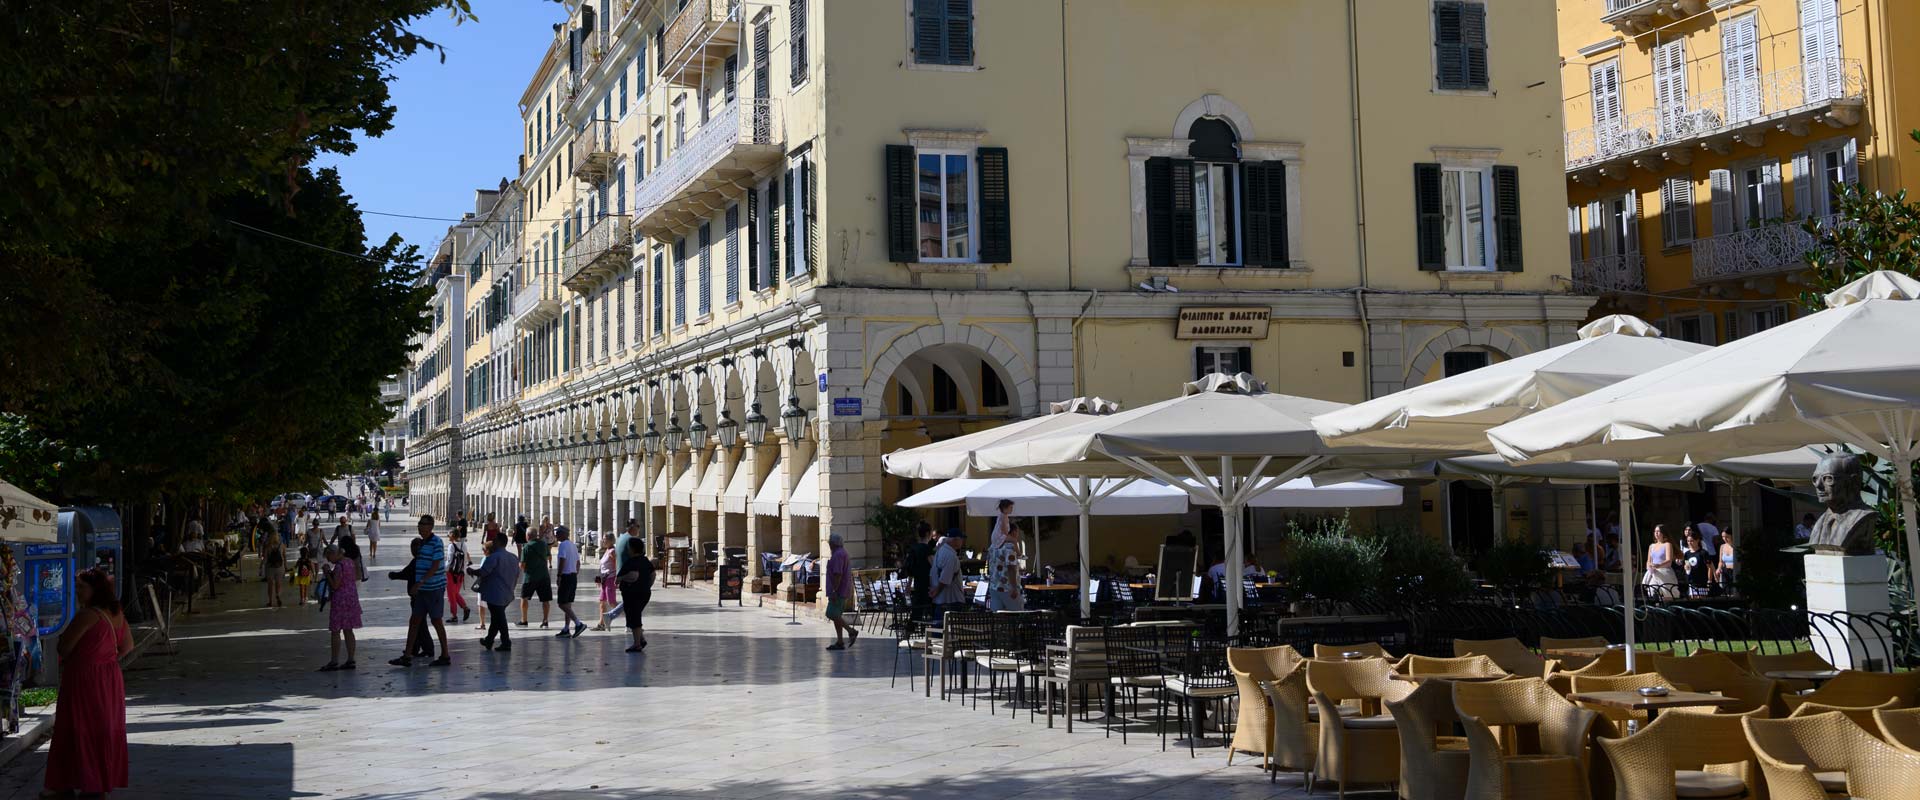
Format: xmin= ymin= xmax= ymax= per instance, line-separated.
xmin=1175 ymin=307 xmax=1271 ymax=339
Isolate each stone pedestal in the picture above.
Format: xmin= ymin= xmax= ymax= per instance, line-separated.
xmin=1804 ymin=554 xmax=1895 ymax=670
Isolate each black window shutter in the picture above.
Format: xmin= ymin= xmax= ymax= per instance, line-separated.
xmin=1169 ymin=158 xmax=1197 ymax=266
xmin=912 ymin=0 xmax=946 ymax=65
xmin=789 ymin=0 xmax=808 ymax=87
xmin=1192 ymin=348 xmax=1206 ymax=380
xmin=747 ymin=186 xmax=761 ymax=289
xmin=945 ymin=0 xmax=974 ymax=66
xmin=1494 ymin=165 xmax=1524 ymax=272
xmin=1242 ymin=162 xmax=1289 ymax=267
xmin=1415 ymin=163 xmax=1446 ymax=270
xmin=885 ymin=145 xmax=918 ymax=262
xmin=1235 ymin=346 xmax=1252 ymax=375
xmin=769 ymin=175 xmax=783 ymax=286
xmin=1434 ymin=1 xmax=1466 ymax=90
xmin=804 ymin=158 xmax=818 ymax=275
xmin=1461 ymin=2 xmax=1489 ymax=89
xmin=977 ymin=146 xmax=1011 ymax=263
xmin=1146 ymin=157 xmax=1174 ymax=267
xmin=723 ymin=56 xmax=738 ymax=101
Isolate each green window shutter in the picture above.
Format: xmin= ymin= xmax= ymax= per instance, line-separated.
xmin=1414 ymin=163 xmax=1446 ymax=270
xmin=912 ymin=0 xmax=946 ymax=65
xmin=977 ymin=146 xmax=1011 ymax=263
xmin=768 ymin=176 xmax=782 ymax=288
xmin=1243 ymin=161 xmax=1289 ymax=267
xmin=747 ymin=186 xmax=762 ymax=289
xmin=1460 ymin=2 xmax=1489 ymax=90
xmin=789 ymin=0 xmax=808 ymax=87
xmin=1493 ymin=165 xmax=1524 ymax=272
xmin=1434 ymin=1 xmax=1467 ymax=90
xmin=885 ymin=145 xmax=919 ymax=262
xmin=1146 ymin=157 xmax=1175 ymax=267
xmin=944 ymin=0 xmax=974 ymax=66
xmin=1169 ymin=159 xmax=1196 ymax=266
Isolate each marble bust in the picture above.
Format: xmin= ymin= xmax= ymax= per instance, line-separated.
xmin=1810 ymin=452 xmax=1880 ymax=556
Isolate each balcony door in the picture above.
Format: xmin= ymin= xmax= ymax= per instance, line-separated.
xmin=1653 ymin=39 xmax=1689 ymax=139
xmin=1723 ymin=14 xmax=1760 ymax=123
xmin=1586 ymin=192 xmax=1637 ymax=259
xmin=1800 ymin=0 xmax=1843 ymax=102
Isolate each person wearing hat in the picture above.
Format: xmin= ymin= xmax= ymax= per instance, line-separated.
xmin=928 ymin=529 xmax=967 ymax=617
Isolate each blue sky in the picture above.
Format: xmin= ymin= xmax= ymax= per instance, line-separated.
xmin=318 ymin=0 xmax=566 ymax=254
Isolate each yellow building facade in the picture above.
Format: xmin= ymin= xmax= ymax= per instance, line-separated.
xmin=1561 ymin=0 xmax=1920 ymax=337
xmin=407 ymin=0 xmax=1595 ymax=571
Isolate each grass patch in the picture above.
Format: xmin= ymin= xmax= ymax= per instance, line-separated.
xmin=19 ymin=687 xmax=55 ymax=707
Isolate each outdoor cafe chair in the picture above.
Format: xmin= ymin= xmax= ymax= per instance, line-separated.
xmin=1539 ymin=635 xmax=1610 ymax=669
xmin=1744 ymin=710 xmax=1920 ymax=800
xmin=1226 ymin=645 xmax=1304 ymax=766
xmin=1256 ymin=666 xmax=1320 ymax=785
xmin=1385 ymin=677 xmax=1469 ymax=800
xmin=1547 ymin=647 xmax=1629 ymax=695
xmin=1400 ymin=654 xmax=1505 ymax=679
xmin=1308 ymin=656 xmax=1410 ymax=799
xmin=1313 ymin=641 xmax=1396 ymax=662
xmin=1571 ymin=672 xmax=1695 ymax=731
xmin=971 ymin=611 xmax=1041 ymax=715
xmin=1790 ymin=697 xmax=1901 ymax=731
xmin=1651 ymin=650 xmax=1779 ymax=715
xmin=1161 ymin=633 xmax=1238 ymax=757
xmin=1597 ymin=706 xmax=1767 ymax=800
xmin=1873 ymin=707 xmax=1920 ymax=752
xmin=1779 ymin=670 xmax=1920 ymax=716
xmin=1454 ymin=637 xmax=1557 ymax=680
xmin=1041 ymin=624 xmax=1108 ymax=732
xmin=929 ymin=610 xmax=992 ymax=702
xmin=1102 ymin=625 xmax=1165 ymax=745
xmin=891 ymin=611 xmax=934 ymax=691
xmin=1453 ymin=678 xmax=1599 ymax=800
xmin=1745 ymin=651 xmax=1838 ymax=694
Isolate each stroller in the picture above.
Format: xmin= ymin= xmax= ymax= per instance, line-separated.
xmin=208 ymin=541 xmax=245 ymax=584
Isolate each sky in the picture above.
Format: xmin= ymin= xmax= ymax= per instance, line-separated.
xmin=316 ymin=0 xmax=567 ymax=255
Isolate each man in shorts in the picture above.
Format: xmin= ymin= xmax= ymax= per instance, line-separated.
xmin=390 ymin=515 xmax=451 ymax=667
xmin=823 ymin=532 xmax=858 ymax=651
xmin=553 ymin=526 xmax=586 ymax=638
xmin=519 ymin=528 xmax=553 ymax=627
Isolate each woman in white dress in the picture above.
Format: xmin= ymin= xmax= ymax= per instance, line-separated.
xmin=364 ymin=509 xmax=381 ymax=562
xmin=1641 ymin=524 xmax=1680 ymax=600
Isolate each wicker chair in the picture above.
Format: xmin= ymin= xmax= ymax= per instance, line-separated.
xmin=1539 ymin=635 xmax=1610 ymax=668
xmin=1402 ymin=654 xmax=1506 ymax=678
xmin=1572 ymin=672 xmax=1693 ymax=730
xmin=1873 ymin=707 xmax=1920 ymax=752
xmin=1547 ymin=647 xmax=1628 ymax=695
xmin=1227 ymin=645 xmax=1305 ymax=765
xmin=1314 ymin=641 xmax=1396 ymax=661
xmin=1455 ymin=637 xmax=1557 ymax=679
xmin=1746 ymin=651 xmax=1838 ymax=694
xmin=1257 ymin=666 xmax=1319 ymax=784
xmin=1453 ymin=678 xmax=1599 ymax=800
xmin=1744 ymin=710 xmax=1920 ymax=800
xmin=1652 ymin=650 xmax=1780 ymax=714
xmin=1041 ymin=625 xmax=1109 ymax=732
xmin=1308 ymin=657 xmax=1411 ymax=799
xmin=1789 ymin=697 xmax=1901 ymax=730
xmin=1385 ymin=678 xmax=1469 ymax=800
xmin=1779 ymin=670 xmax=1920 ymax=716
xmin=1596 ymin=706 xmax=1767 ymax=800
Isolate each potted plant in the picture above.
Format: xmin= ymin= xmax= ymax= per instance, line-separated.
xmin=1370 ymin=526 xmax=1471 ymax=608
xmin=1285 ymin=516 xmax=1385 ymax=615
xmin=864 ymin=500 xmax=922 ymax=569
xmin=1477 ymin=537 xmax=1552 ymax=602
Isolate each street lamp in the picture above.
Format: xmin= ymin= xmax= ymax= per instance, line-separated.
xmin=687 ymin=413 xmax=709 ymax=450
xmin=742 ymin=402 xmax=769 ymax=446
xmin=640 ymin=421 xmax=661 ymax=456
xmin=780 ymin=396 xmax=808 ymax=443
xmin=715 ymin=408 xmax=739 ymax=447
xmin=664 ymin=416 xmax=684 ymax=453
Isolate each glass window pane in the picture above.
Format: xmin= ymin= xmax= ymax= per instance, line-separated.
xmin=1443 ymin=170 xmax=1464 ymax=267
xmin=1207 ymin=165 xmax=1233 ymax=264
xmin=1193 ymin=167 xmax=1214 ymax=263
xmin=918 ymin=154 xmax=942 ymax=259
xmin=945 ymin=154 xmax=970 ymax=259
xmin=1463 ymin=173 xmax=1485 ymax=267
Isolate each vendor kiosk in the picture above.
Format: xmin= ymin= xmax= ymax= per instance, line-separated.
xmin=60 ymin=506 xmax=123 ymax=595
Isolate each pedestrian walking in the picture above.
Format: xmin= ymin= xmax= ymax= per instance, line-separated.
xmin=318 ymin=544 xmax=361 ymax=671
xmin=262 ymin=533 xmax=286 ymax=607
xmin=365 ymin=508 xmax=381 ymax=562
xmin=553 ymin=526 xmax=586 ymax=638
xmin=388 ymin=538 xmax=435 ymax=660
xmin=43 ymin=568 xmax=132 ymax=798
xmin=928 ymin=530 xmax=967 ymax=616
xmin=445 ymin=528 xmax=473 ymax=624
xmin=292 ymin=547 xmax=315 ymax=607
xmin=592 ymin=532 xmax=622 ymax=631
xmin=512 ymin=515 xmax=529 ymax=556
xmin=616 ymin=536 xmax=653 ymax=652
xmin=483 ymin=512 xmax=500 ymax=542
xmin=333 ymin=515 xmax=353 ymax=546
xmin=390 ymin=515 xmax=450 ymax=668
xmin=823 ymin=533 xmax=858 ymax=651
xmin=519 ymin=529 xmax=552 ymax=627
xmin=470 ymin=535 xmax=520 ymax=651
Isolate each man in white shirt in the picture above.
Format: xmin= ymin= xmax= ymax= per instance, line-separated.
xmin=1794 ymin=513 xmax=1815 ymax=542
xmin=928 ymin=531 xmax=967 ymax=615
xmin=1696 ymin=512 xmax=1722 ymax=551
xmin=553 ymin=526 xmax=586 ymax=638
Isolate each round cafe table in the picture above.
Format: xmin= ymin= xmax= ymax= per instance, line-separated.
xmin=1764 ymin=669 xmax=1842 ymax=688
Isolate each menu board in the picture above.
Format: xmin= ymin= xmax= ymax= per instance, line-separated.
xmin=717 ymin=562 xmax=745 ymax=605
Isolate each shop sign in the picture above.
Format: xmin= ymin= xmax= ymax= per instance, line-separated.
xmin=1175 ymin=307 xmax=1271 ymax=339
xmin=832 ymin=397 xmax=863 ymax=416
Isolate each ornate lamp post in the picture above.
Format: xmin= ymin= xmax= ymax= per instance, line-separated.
xmin=640 ymin=421 xmax=662 ymax=457
xmin=687 ymin=413 xmax=709 ymax=451
xmin=664 ymin=416 xmax=684 ymax=453
xmin=742 ymin=403 xmax=769 ymax=446
xmin=715 ymin=408 xmax=739 ymax=447
xmin=780 ymin=396 xmax=808 ymax=443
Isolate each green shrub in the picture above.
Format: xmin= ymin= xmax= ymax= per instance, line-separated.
xmin=1287 ymin=515 xmax=1385 ymax=605
xmin=1477 ymin=537 xmax=1550 ymax=598
xmin=1370 ymin=526 xmax=1472 ymax=607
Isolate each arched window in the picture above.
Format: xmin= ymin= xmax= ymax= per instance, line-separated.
xmin=1188 ymin=118 xmax=1240 ymax=265
xmin=1144 ymin=116 xmax=1288 ymax=269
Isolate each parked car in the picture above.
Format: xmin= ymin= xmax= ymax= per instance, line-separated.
xmin=270 ymin=492 xmax=310 ymax=511
xmin=311 ymin=494 xmax=351 ymax=512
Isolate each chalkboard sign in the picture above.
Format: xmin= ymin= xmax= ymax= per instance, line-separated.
xmin=717 ymin=562 xmax=745 ymax=605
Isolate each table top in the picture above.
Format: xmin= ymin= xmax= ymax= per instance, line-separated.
xmin=1543 ymin=646 xmax=1618 ymax=659
xmin=1763 ymin=669 xmax=1842 ymax=681
xmin=1023 ymin=584 xmax=1077 ymax=591
xmin=1389 ymin=672 xmax=1506 ymax=683
xmin=1569 ymin=690 xmax=1739 ymax=711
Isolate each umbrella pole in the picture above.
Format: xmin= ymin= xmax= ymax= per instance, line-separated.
xmin=1893 ymin=450 xmax=1920 ymax=609
xmin=1618 ymin=462 xmax=1638 ymax=671
xmin=1079 ymin=481 xmax=1092 ymax=620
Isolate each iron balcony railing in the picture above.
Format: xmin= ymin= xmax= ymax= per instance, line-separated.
xmin=632 ymin=98 xmax=781 ymax=235
xmin=1572 ymin=252 xmax=1647 ymax=295
xmin=1567 ymin=60 xmax=1866 ymax=170
xmin=512 ymin=280 xmax=561 ymax=330
xmin=1691 ymin=214 xmax=1838 ymax=283
xmin=663 ymin=0 xmax=742 ymax=88
xmin=562 ymin=213 xmax=633 ymax=293
xmin=570 ymin=119 xmax=618 ymax=184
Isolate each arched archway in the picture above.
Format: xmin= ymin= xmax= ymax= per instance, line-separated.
xmin=860 ymin=324 xmax=1035 ymax=419
xmin=1404 ymin=327 xmax=1530 ymax=389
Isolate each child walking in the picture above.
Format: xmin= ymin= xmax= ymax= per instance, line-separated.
xmin=292 ymin=546 xmax=315 ymax=607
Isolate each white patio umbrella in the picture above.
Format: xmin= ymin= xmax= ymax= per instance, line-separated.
xmin=897 ymin=477 xmax=1187 ymax=517
xmin=0 ymin=477 xmax=58 ymax=543
xmin=973 ymin=373 xmax=1374 ymax=633
xmin=882 ymin=397 xmax=1126 ymax=616
xmin=1489 ymin=271 xmax=1920 ymax=654
xmin=1691 ymin=448 xmax=1826 ymax=552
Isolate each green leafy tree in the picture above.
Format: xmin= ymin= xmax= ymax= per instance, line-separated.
xmin=376 ymin=451 xmax=403 ymax=474
xmin=865 ymin=501 xmax=924 ymax=568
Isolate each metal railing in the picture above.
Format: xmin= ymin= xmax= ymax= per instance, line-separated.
xmin=664 ymin=0 xmax=739 ymax=70
xmin=570 ymin=119 xmax=618 ymax=183
xmin=633 ymin=98 xmax=780 ymax=225
xmin=1571 ymin=252 xmax=1647 ymax=294
xmin=563 ymin=213 xmax=633 ymax=289
xmin=1567 ymin=60 xmax=1866 ymax=170
xmin=1691 ymin=214 xmax=1837 ymax=282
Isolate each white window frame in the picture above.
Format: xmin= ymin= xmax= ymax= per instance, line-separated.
xmin=1723 ymin=13 xmax=1761 ymax=124
xmin=1191 ymin=161 xmax=1242 ymax=267
xmin=1666 ymin=312 xmax=1716 ymax=345
xmin=1653 ymin=38 xmax=1689 ymax=138
xmin=903 ymin=0 xmax=982 ymax=73
xmin=1441 ymin=165 xmax=1496 ymax=272
xmin=913 ymin=146 xmax=980 ymax=263
xmin=754 ymin=179 xmax=776 ymax=291
xmin=1428 ymin=0 xmax=1494 ymax=97
xmin=1660 ymin=174 xmax=1694 ymax=247
xmin=1194 ymin=346 xmax=1247 ymax=379
xmin=787 ymin=150 xmax=812 ymax=278
xmin=1729 ymin=157 xmax=1782 ymax=231
xmin=1590 ymin=58 xmax=1622 ymax=128
xmin=1807 ymin=136 xmax=1857 ymax=218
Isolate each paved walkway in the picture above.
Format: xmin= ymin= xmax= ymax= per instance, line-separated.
xmin=0 ymin=535 xmax=1358 ymax=799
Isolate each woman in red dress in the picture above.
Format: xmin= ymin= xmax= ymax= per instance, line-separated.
xmin=42 ymin=568 xmax=131 ymax=798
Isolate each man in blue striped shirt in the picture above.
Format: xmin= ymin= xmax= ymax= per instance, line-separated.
xmin=392 ymin=514 xmax=451 ymax=667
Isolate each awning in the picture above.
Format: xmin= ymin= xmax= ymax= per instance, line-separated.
xmin=2 ymin=480 xmax=58 ymax=543
xmin=670 ymin=463 xmax=699 ymax=507
xmin=649 ymin=467 xmax=670 ymax=506
xmin=787 ymin=458 xmax=822 ymax=518
xmin=576 ymin=462 xmax=598 ymax=499
xmin=693 ymin=457 xmax=725 ymax=511
xmin=615 ymin=458 xmax=637 ymax=502
xmin=721 ymin=455 xmax=760 ymax=514
xmin=750 ymin=455 xmax=787 ymax=517
xmin=541 ymin=470 xmax=559 ymax=498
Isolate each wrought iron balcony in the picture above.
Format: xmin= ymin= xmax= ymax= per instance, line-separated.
xmin=570 ymin=119 xmax=618 ymax=184
xmin=1567 ymin=60 xmax=1866 ymax=179
xmin=632 ymin=98 xmax=782 ymax=240
xmin=662 ymin=0 xmax=743 ymax=89
xmin=1572 ymin=252 xmax=1647 ymax=295
xmin=1601 ymin=0 xmax=1705 ymax=35
xmin=563 ymin=213 xmax=633 ymax=294
xmin=512 ymin=281 xmax=562 ymax=331
xmin=1691 ymin=214 xmax=1837 ymax=283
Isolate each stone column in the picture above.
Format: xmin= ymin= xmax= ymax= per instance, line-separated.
xmin=742 ymin=443 xmax=767 ymax=578
xmin=599 ymin=449 xmax=616 ymax=539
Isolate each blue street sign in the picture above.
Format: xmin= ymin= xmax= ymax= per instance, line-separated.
xmin=832 ymin=397 xmax=862 ymax=416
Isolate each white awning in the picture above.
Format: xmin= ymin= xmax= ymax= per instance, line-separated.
xmin=582 ymin=461 xmax=604 ymax=500
xmin=649 ymin=468 xmax=670 ymax=505
xmin=615 ymin=457 xmax=638 ymax=501
xmin=693 ymin=457 xmax=725 ymax=511
xmin=787 ymin=458 xmax=822 ymax=519
xmin=670 ymin=463 xmax=699 ymax=507
xmin=721 ymin=455 xmax=759 ymax=514
xmin=750 ymin=455 xmax=787 ymax=517
xmin=540 ymin=471 xmax=558 ymax=498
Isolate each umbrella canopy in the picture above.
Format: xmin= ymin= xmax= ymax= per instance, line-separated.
xmin=973 ymin=372 xmax=1365 ymax=633
xmin=898 ymin=477 xmax=1186 ymax=517
xmin=1693 ymin=448 xmax=1826 ymax=486
xmin=1177 ymin=476 xmax=1404 ymax=508
xmin=881 ymin=397 xmax=1120 ymax=480
xmin=0 ymin=478 xmax=58 ymax=543
xmin=1488 ymin=270 xmax=1920 ymax=636
xmin=1312 ymin=314 xmax=1710 ymax=452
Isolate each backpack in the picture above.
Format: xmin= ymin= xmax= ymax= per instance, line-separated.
xmin=448 ymin=542 xmax=470 ymax=575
